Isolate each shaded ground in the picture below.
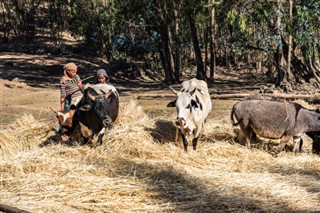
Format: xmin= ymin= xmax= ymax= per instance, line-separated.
xmin=0 ymin=51 xmax=270 ymax=90
xmin=0 ymin=52 xmax=270 ymax=127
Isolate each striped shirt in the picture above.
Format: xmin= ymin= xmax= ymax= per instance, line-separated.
xmin=60 ymin=75 xmax=83 ymax=102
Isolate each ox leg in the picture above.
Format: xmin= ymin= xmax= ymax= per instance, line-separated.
xmin=250 ymin=132 xmax=257 ymax=144
xmin=60 ymin=127 xmax=70 ymax=142
xmin=306 ymin=132 xmax=320 ymax=154
xmin=182 ymin=134 xmax=188 ymax=152
xmin=312 ymin=135 xmax=320 ymax=155
xmin=97 ymin=127 xmax=106 ymax=145
xmin=293 ymin=136 xmax=303 ymax=154
xmin=192 ymin=137 xmax=198 ymax=150
xmin=245 ymin=126 xmax=256 ymax=149
xmin=275 ymin=136 xmax=291 ymax=154
xmin=235 ymin=129 xmax=247 ymax=146
xmin=97 ymin=134 xmax=104 ymax=145
xmin=60 ymin=134 xmax=69 ymax=142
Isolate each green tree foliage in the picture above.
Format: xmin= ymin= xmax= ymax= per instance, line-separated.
xmin=67 ymin=0 xmax=116 ymax=58
xmin=1 ymin=0 xmax=320 ymax=86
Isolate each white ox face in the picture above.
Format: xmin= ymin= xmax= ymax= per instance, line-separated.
xmin=168 ymin=91 xmax=198 ymax=130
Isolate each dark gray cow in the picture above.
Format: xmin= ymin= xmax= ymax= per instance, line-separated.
xmin=230 ymin=99 xmax=320 ymax=154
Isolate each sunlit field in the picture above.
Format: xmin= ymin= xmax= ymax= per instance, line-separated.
xmin=1 ymin=91 xmax=320 ymax=212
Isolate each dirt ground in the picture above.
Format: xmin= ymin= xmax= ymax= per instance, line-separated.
xmin=0 ymin=51 xmax=273 ymax=130
xmin=3 ymin=52 xmax=320 ymax=212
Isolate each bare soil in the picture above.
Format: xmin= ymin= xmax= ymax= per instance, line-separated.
xmin=0 ymin=51 xmax=273 ymax=128
xmin=2 ymin=52 xmax=320 ymax=213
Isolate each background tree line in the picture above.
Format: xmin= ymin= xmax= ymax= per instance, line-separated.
xmin=1 ymin=0 xmax=320 ymax=89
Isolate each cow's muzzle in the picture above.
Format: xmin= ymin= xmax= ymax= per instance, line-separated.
xmin=102 ymin=116 xmax=113 ymax=127
xmin=175 ymin=117 xmax=186 ymax=127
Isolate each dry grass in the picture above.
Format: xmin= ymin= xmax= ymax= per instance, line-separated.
xmin=1 ymin=99 xmax=320 ymax=212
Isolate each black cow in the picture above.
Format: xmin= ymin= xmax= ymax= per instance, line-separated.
xmin=54 ymin=84 xmax=119 ymax=145
xmin=76 ymin=85 xmax=119 ymax=145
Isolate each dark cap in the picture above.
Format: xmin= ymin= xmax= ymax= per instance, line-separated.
xmin=96 ymin=69 xmax=109 ymax=79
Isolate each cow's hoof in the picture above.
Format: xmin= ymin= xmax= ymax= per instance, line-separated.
xmin=269 ymin=148 xmax=281 ymax=157
xmin=60 ymin=134 xmax=69 ymax=142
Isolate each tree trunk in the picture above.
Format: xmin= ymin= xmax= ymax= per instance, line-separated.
xmin=160 ymin=25 xmax=175 ymax=84
xmin=209 ymin=0 xmax=216 ymax=82
xmin=188 ymin=13 xmax=205 ymax=80
xmin=204 ymin=21 xmax=208 ymax=79
xmin=307 ymin=56 xmax=320 ymax=83
xmin=172 ymin=3 xmax=181 ymax=83
xmin=275 ymin=0 xmax=285 ymax=87
xmin=285 ymin=0 xmax=294 ymax=82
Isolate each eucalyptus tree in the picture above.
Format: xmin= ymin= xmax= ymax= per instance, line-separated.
xmin=113 ymin=0 xmax=214 ymax=83
xmin=1 ymin=0 xmax=40 ymax=41
xmin=66 ymin=0 xmax=116 ymax=58
xmin=293 ymin=1 xmax=320 ymax=84
xmin=182 ymin=0 xmax=206 ymax=80
xmin=267 ymin=0 xmax=320 ymax=88
xmin=111 ymin=0 xmax=173 ymax=83
xmin=214 ymin=0 xmax=320 ymax=89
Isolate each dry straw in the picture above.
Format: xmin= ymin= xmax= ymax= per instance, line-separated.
xmin=1 ymin=99 xmax=320 ymax=212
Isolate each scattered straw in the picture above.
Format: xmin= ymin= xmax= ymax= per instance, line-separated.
xmin=1 ymin=99 xmax=320 ymax=212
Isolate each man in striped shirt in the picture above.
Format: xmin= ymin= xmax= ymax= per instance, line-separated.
xmin=60 ymin=62 xmax=83 ymax=111
xmin=58 ymin=62 xmax=83 ymax=139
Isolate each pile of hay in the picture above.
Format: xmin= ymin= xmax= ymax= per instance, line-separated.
xmin=1 ymin=99 xmax=320 ymax=212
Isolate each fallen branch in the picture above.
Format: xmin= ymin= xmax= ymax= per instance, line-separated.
xmin=213 ymin=93 xmax=320 ymax=101
xmin=0 ymin=204 xmax=31 ymax=213
xmin=134 ymin=92 xmax=320 ymax=102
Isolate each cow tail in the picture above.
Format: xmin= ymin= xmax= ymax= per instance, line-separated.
xmin=230 ymin=105 xmax=242 ymax=126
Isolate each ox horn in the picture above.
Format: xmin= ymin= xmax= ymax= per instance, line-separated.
xmin=87 ymin=91 xmax=96 ymax=101
xmin=168 ymin=86 xmax=178 ymax=94
xmin=50 ymin=107 xmax=58 ymax=115
xmin=100 ymin=89 xmax=113 ymax=98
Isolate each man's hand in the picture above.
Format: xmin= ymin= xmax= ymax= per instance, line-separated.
xmin=77 ymin=80 xmax=83 ymax=88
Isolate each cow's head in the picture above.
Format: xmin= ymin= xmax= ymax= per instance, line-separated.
xmin=167 ymin=87 xmax=198 ymax=128
xmin=79 ymin=88 xmax=114 ymax=127
xmin=51 ymin=108 xmax=73 ymax=128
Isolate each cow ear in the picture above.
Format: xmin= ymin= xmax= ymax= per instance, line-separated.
xmin=87 ymin=91 xmax=96 ymax=101
xmin=103 ymin=89 xmax=113 ymax=99
xmin=191 ymin=99 xmax=198 ymax=108
xmin=167 ymin=100 xmax=176 ymax=107
xmin=79 ymin=104 xmax=92 ymax=111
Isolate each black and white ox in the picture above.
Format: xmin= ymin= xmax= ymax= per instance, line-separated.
xmin=167 ymin=78 xmax=212 ymax=151
xmin=54 ymin=84 xmax=119 ymax=145
xmin=230 ymin=99 xmax=320 ymax=154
